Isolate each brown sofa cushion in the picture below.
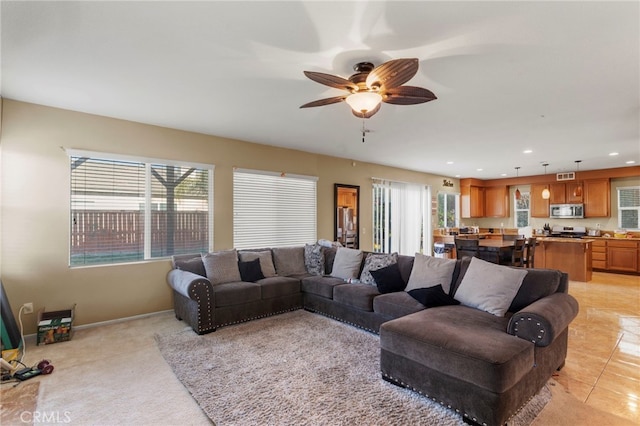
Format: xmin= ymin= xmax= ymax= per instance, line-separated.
xmin=380 ymin=306 xmax=534 ymax=393
xmin=300 ymin=275 xmax=345 ymax=299
xmin=333 ymin=283 xmax=380 ymax=312
xmin=508 ymin=268 xmax=563 ymax=313
xmin=213 ymin=282 xmax=261 ymax=307
xmin=272 ymin=246 xmax=307 ymax=276
xmin=202 ymin=249 xmax=241 ymax=285
xmin=257 ymin=276 xmax=301 ymax=299
xmin=373 ymin=292 xmax=424 ymax=319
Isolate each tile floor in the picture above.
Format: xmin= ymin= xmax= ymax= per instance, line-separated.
xmin=555 ymin=271 xmax=640 ymax=423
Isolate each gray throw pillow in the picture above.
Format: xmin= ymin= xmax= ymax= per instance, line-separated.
xmin=201 ymin=249 xmax=241 ymax=285
xmin=238 ymin=250 xmax=277 ymax=277
xmin=304 ymin=243 xmax=325 ymax=276
xmin=272 ymin=246 xmax=307 ymax=276
xmin=359 ymin=252 xmax=398 ymax=285
xmin=454 ymin=257 xmax=528 ymax=317
xmin=405 ymin=253 xmax=457 ymax=294
xmin=330 ymin=247 xmax=363 ymax=280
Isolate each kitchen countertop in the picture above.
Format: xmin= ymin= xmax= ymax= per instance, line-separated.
xmin=535 ymin=237 xmax=595 ymax=244
xmin=585 ymin=236 xmax=640 ymax=241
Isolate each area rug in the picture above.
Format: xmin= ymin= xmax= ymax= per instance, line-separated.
xmin=155 ymin=310 xmax=550 ymax=426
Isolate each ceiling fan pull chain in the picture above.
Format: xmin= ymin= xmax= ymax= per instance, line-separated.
xmin=362 ymin=118 xmax=366 ymax=143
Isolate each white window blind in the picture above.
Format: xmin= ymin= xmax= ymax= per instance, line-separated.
xmin=618 ymin=186 xmax=640 ymax=230
xmin=233 ymin=169 xmax=317 ymax=248
xmin=69 ymin=150 xmax=214 ymax=266
xmin=372 ymin=179 xmax=430 ymax=256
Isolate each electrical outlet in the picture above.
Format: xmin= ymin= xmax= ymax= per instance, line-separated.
xmin=23 ymin=303 xmax=34 ymax=314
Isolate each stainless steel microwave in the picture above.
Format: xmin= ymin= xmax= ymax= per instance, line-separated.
xmin=549 ymin=203 xmax=584 ymax=219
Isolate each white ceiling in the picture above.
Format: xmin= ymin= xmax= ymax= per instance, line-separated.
xmin=2 ymin=1 xmax=639 ymax=179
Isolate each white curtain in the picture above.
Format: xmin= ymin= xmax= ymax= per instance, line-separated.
xmin=374 ymin=179 xmax=430 ymax=256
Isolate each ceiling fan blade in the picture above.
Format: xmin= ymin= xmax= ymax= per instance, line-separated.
xmin=300 ymin=96 xmax=347 ymax=108
xmin=351 ymin=102 xmax=381 ymax=119
xmin=303 ymin=71 xmax=358 ymax=91
xmin=366 ymin=58 xmax=419 ymax=91
xmin=382 ymin=86 xmax=437 ymax=105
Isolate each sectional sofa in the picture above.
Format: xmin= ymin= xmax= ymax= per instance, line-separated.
xmin=166 ymin=244 xmax=579 ymax=426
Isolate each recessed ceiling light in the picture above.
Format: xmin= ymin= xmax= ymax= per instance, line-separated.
xmin=500 ymin=173 xmax=507 ymax=177
xmin=609 ymin=152 xmax=619 ymax=156
xmin=446 ymin=161 xmax=454 ymax=165
xmin=477 ymin=168 xmax=483 ymax=172
xmin=626 ymin=160 xmax=636 ymax=164
xmin=523 ymin=150 xmax=533 ymax=154
xmin=455 ymin=174 xmax=461 ymax=178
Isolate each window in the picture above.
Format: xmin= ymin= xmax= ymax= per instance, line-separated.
xmin=514 ymin=192 xmax=530 ymax=228
xmin=618 ymin=186 xmax=640 ymax=230
xmin=69 ymin=150 xmax=213 ymax=266
xmin=437 ymin=192 xmax=459 ymax=228
xmin=233 ymin=169 xmax=317 ymax=248
xmin=373 ymin=179 xmax=430 ymax=256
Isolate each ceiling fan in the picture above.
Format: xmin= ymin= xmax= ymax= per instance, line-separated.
xmin=300 ymin=58 xmax=437 ymax=119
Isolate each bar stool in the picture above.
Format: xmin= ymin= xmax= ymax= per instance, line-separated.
xmin=455 ymin=238 xmax=480 ymax=259
xmin=511 ymin=238 xmax=526 ymax=267
xmin=524 ymin=237 xmax=537 ymax=268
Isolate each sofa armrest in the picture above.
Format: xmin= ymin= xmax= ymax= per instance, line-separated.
xmin=167 ymin=269 xmax=213 ymax=301
xmin=507 ymin=292 xmax=579 ymax=347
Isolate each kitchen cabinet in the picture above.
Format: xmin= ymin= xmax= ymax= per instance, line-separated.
xmin=484 ymin=186 xmax=509 ymax=217
xmin=584 ymin=178 xmax=610 ymax=217
xmin=338 ymin=191 xmax=357 ymax=209
xmin=591 ymin=239 xmax=607 ymax=270
xmin=566 ymin=182 xmax=584 ymax=203
xmin=607 ymin=240 xmax=638 ymax=273
xmin=549 ymin=182 xmax=583 ymax=204
xmin=530 ymin=184 xmax=550 ymax=217
xmin=461 ymin=185 xmax=485 ymax=218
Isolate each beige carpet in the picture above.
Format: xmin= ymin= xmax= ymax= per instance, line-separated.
xmin=156 ymin=310 xmax=550 ymax=426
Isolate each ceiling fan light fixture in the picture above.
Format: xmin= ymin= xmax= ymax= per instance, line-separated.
xmin=345 ymin=92 xmax=382 ymax=114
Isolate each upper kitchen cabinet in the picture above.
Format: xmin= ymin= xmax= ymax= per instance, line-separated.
xmin=484 ymin=186 xmax=509 ymax=217
xmin=565 ymin=181 xmax=584 ymax=203
xmin=460 ymin=180 xmax=508 ymax=218
xmin=549 ymin=182 xmax=583 ymax=204
xmin=584 ymin=178 xmax=610 ymax=217
xmin=461 ymin=183 xmax=485 ymax=218
xmin=531 ymin=183 xmax=550 ymax=217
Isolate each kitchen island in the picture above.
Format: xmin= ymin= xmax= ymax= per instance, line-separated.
xmin=536 ymin=237 xmax=594 ymax=282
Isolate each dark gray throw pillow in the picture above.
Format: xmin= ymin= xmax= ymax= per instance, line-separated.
xmin=175 ymin=257 xmax=206 ymax=277
xmin=408 ymin=285 xmax=460 ymax=308
xmin=370 ymin=263 xmax=406 ymax=294
xmin=238 ymin=258 xmax=265 ymax=282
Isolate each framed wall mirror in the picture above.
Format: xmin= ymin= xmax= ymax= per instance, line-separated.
xmin=334 ymin=184 xmax=360 ymax=249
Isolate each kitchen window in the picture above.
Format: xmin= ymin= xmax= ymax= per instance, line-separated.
xmin=437 ymin=192 xmax=459 ymax=229
xmin=514 ymin=192 xmax=530 ymax=228
xmin=68 ymin=150 xmax=214 ymax=267
xmin=618 ymin=186 xmax=640 ymax=230
xmin=233 ymin=168 xmax=317 ymax=248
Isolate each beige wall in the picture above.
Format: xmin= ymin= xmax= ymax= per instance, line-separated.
xmin=0 ymin=100 xmax=455 ymax=333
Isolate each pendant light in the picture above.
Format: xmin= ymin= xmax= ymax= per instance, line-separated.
xmin=541 ymin=163 xmax=550 ymax=200
xmin=573 ymin=160 xmax=582 ymax=197
xmin=514 ymin=167 xmax=522 ymax=200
